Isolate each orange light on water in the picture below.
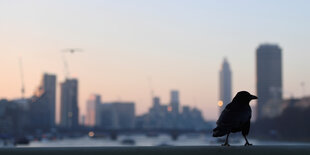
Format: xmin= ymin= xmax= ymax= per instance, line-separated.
xmin=218 ymin=100 xmax=224 ymax=107
xmin=88 ymin=131 xmax=95 ymax=137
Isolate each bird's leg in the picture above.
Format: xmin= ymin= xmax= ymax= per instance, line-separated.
xmin=243 ymin=135 xmax=252 ymax=146
xmin=221 ymin=133 xmax=230 ymax=146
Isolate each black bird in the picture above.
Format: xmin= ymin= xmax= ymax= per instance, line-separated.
xmin=213 ymin=91 xmax=257 ymax=146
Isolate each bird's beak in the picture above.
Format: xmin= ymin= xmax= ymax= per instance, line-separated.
xmin=251 ymin=95 xmax=258 ymax=100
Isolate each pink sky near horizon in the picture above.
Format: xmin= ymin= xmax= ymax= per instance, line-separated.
xmin=1 ymin=1 xmax=310 ymax=121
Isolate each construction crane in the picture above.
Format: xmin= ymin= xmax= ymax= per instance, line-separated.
xmin=61 ymin=48 xmax=83 ymax=79
xmin=19 ymin=57 xmax=25 ymax=99
xmin=62 ymin=48 xmax=83 ymax=54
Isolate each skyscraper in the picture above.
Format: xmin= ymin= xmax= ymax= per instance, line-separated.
xmin=153 ymin=97 xmax=160 ymax=109
xmin=256 ymin=44 xmax=282 ymax=120
xmin=43 ymin=74 xmax=57 ymax=127
xmin=96 ymin=102 xmax=135 ymax=129
xmin=113 ymin=102 xmax=135 ymax=129
xmin=85 ymin=94 xmax=101 ymax=127
xmin=170 ymin=90 xmax=180 ymax=115
xmin=60 ymin=79 xmax=79 ymax=129
xmin=219 ymin=58 xmax=232 ymax=113
xmin=33 ymin=73 xmax=56 ymax=128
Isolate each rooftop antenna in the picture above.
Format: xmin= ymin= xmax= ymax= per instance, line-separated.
xmin=19 ymin=57 xmax=25 ymax=99
xmin=61 ymin=48 xmax=83 ymax=79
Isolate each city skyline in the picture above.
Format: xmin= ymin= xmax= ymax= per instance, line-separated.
xmin=1 ymin=1 xmax=310 ymax=120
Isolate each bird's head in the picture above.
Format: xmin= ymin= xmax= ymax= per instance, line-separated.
xmin=233 ymin=91 xmax=258 ymax=105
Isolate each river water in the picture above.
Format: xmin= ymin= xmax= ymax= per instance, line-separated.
xmin=20 ymin=134 xmax=310 ymax=147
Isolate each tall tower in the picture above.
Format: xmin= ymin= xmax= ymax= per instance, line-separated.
xmin=43 ymin=73 xmax=57 ymax=128
xmin=153 ymin=97 xmax=160 ymax=109
xmin=34 ymin=73 xmax=57 ymax=128
xmin=256 ymin=44 xmax=282 ymax=120
xmin=219 ymin=58 xmax=232 ymax=113
xmin=170 ymin=90 xmax=180 ymax=115
xmin=86 ymin=94 xmax=101 ymax=127
xmin=60 ymin=79 xmax=79 ymax=129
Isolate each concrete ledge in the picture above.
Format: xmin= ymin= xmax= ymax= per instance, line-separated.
xmin=1 ymin=146 xmax=310 ymax=155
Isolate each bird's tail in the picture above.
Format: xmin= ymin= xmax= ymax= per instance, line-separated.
xmin=212 ymin=126 xmax=228 ymax=137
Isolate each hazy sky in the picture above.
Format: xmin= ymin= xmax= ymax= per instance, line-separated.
xmin=1 ymin=0 xmax=310 ymax=121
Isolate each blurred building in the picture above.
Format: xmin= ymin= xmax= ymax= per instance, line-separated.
xmin=96 ymin=102 xmax=135 ymax=129
xmin=256 ymin=44 xmax=282 ymax=119
xmin=29 ymin=93 xmax=53 ymax=132
xmin=85 ymin=94 xmax=101 ymax=127
xmin=28 ymin=73 xmax=57 ymax=131
xmin=143 ymin=96 xmax=171 ymax=129
xmin=96 ymin=103 xmax=118 ymax=129
xmin=139 ymin=91 xmax=206 ymax=130
xmin=219 ymin=58 xmax=232 ymax=113
xmin=170 ymin=90 xmax=180 ymax=116
xmin=153 ymin=97 xmax=160 ymax=110
xmin=266 ymin=96 xmax=310 ymax=118
xmin=60 ymin=79 xmax=79 ymax=129
xmin=113 ymin=102 xmax=135 ymax=129
xmin=80 ymin=115 xmax=86 ymax=126
xmin=38 ymin=73 xmax=56 ymax=127
xmin=0 ymin=99 xmax=29 ymax=136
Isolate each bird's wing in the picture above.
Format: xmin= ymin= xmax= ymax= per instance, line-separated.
xmin=216 ymin=104 xmax=251 ymax=130
xmin=216 ymin=106 xmax=238 ymax=128
xmin=240 ymin=106 xmax=252 ymax=122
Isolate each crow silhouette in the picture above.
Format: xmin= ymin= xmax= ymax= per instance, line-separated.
xmin=213 ymin=91 xmax=257 ymax=146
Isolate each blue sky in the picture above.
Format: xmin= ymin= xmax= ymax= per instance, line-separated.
xmin=1 ymin=0 xmax=310 ymax=120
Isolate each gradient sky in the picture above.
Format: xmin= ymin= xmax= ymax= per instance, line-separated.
xmin=1 ymin=0 xmax=310 ymax=121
